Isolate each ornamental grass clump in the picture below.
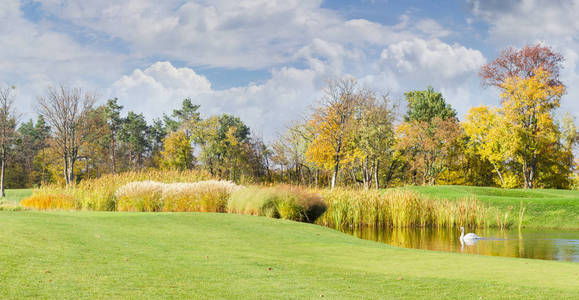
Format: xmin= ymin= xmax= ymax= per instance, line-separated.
xmin=20 ymin=170 xmax=214 ymax=211
xmin=20 ymin=193 xmax=79 ymax=210
xmin=228 ymin=185 xmax=326 ymax=223
xmin=162 ymin=180 xmax=241 ymax=212
xmin=115 ymin=181 xmax=165 ymax=212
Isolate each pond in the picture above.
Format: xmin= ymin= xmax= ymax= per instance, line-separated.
xmin=343 ymin=227 xmax=579 ymax=262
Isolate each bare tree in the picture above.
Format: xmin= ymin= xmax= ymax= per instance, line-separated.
xmin=0 ymin=86 xmax=17 ymax=197
xmin=37 ymin=86 xmax=96 ymax=185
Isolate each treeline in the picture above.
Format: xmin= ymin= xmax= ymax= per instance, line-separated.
xmin=0 ymin=44 xmax=577 ymax=191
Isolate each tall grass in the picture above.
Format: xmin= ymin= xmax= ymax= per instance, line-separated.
xmin=21 ymin=170 xmax=213 ymax=211
xmin=316 ymin=189 xmax=501 ymax=229
xmin=228 ymin=185 xmax=326 ymax=222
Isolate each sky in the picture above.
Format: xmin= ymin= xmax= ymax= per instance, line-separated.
xmin=2 ymin=0 xmax=578 ymax=140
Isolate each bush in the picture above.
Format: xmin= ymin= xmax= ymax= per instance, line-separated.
xmin=228 ymin=185 xmax=326 ymax=222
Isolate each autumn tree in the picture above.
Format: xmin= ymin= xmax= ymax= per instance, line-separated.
xmin=0 ymin=86 xmax=17 ymax=196
xmin=480 ymin=43 xmax=564 ymax=89
xmin=396 ymin=87 xmax=461 ymax=185
xmin=501 ymin=68 xmax=566 ymax=188
xmin=463 ymin=106 xmax=513 ymax=187
xmin=161 ymin=130 xmax=193 ymax=170
xmin=353 ymin=91 xmax=396 ymax=189
xmin=273 ymin=122 xmax=316 ymax=185
xmin=306 ymin=79 xmax=361 ymax=189
xmin=37 ymin=86 xmax=96 ymax=185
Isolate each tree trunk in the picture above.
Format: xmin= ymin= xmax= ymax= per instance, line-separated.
xmin=111 ymin=135 xmax=116 ymax=174
xmin=331 ymin=162 xmax=339 ymax=189
xmin=1 ymin=158 xmax=5 ymax=198
xmin=374 ymin=159 xmax=380 ymax=189
xmin=68 ymin=157 xmax=75 ymax=185
xmin=64 ymin=153 xmax=69 ymax=185
xmin=492 ymin=164 xmax=505 ymax=187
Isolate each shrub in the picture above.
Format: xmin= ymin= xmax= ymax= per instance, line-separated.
xmin=228 ymin=185 xmax=326 ymax=222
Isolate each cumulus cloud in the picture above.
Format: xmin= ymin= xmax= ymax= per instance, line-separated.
xmin=110 ymin=61 xmax=319 ymax=139
xmin=380 ymin=38 xmax=486 ymax=80
xmin=7 ymin=0 xmax=528 ymax=138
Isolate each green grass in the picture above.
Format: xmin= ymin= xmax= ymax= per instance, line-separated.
xmin=0 ymin=211 xmax=578 ymax=299
xmin=0 ymin=189 xmax=32 ymax=204
xmin=402 ymin=185 xmax=579 ymax=229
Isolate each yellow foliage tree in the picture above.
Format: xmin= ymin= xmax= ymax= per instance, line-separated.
xmin=161 ymin=130 xmax=193 ymax=171
xmin=500 ymin=67 xmax=565 ymax=188
xmin=305 ymin=79 xmax=360 ymax=189
xmin=463 ymin=106 xmax=515 ymax=187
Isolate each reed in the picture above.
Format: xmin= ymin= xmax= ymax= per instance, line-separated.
xmin=316 ymin=189 xmax=499 ymax=229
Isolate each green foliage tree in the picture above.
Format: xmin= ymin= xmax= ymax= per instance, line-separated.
xmin=104 ymin=98 xmax=123 ymax=174
xmin=120 ymin=112 xmax=149 ymax=170
xmin=404 ymin=86 xmax=457 ymax=123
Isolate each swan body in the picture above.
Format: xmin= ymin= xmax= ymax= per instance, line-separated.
xmin=460 ymin=227 xmax=482 ymax=241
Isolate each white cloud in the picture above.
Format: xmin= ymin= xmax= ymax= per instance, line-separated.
xmin=110 ymin=61 xmax=319 ymax=139
xmin=0 ymin=0 xmax=125 ymax=120
xmin=380 ymin=38 xmax=486 ymax=80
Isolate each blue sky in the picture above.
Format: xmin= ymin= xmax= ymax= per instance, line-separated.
xmin=3 ymin=0 xmax=579 ymax=139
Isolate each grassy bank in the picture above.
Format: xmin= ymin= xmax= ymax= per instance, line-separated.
xmin=403 ymin=186 xmax=579 ymax=229
xmin=0 ymin=211 xmax=577 ymax=299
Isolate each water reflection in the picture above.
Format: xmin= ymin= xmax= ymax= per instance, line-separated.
xmin=343 ymin=227 xmax=579 ymax=262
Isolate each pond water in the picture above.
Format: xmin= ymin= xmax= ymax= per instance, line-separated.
xmin=343 ymin=227 xmax=579 ymax=262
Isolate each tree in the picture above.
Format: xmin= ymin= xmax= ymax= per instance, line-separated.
xmin=355 ymin=92 xmax=396 ymax=189
xmin=164 ymin=98 xmax=201 ymax=133
xmin=104 ymin=98 xmax=123 ymax=174
xmin=500 ymin=68 xmax=566 ymax=188
xmin=37 ymin=86 xmax=96 ymax=185
xmin=480 ymin=43 xmax=564 ymax=89
xmin=306 ymin=79 xmax=360 ymax=189
xmin=463 ymin=106 xmax=512 ymax=187
xmin=404 ymin=86 xmax=457 ymax=123
xmin=396 ymin=87 xmax=461 ymax=185
xmin=0 ymin=86 xmax=17 ymax=196
xmin=119 ymin=112 xmax=149 ymax=170
xmin=396 ymin=117 xmax=462 ymax=185
xmin=161 ymin=130 xmax=193 ymax=170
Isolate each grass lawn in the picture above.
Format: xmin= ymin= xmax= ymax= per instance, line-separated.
xmin=403 ymin=185 xmax=579 ymax=229
xmin=1 ymin=211 xmax=578 ymax=299
xmin=0 ymin=189 xmax=32 ymax=205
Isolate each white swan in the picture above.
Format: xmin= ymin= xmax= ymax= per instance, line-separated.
xmin=460 ymin=226 xmax=482 ymax=241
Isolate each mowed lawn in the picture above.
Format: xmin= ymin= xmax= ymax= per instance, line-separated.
xmin=1 ymin=211 xmax=578 ymax=299
xmin=0 ymin=189 xmax=32 ymax=205
xmin=403 ymin=185 xmax=579 ymax=229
